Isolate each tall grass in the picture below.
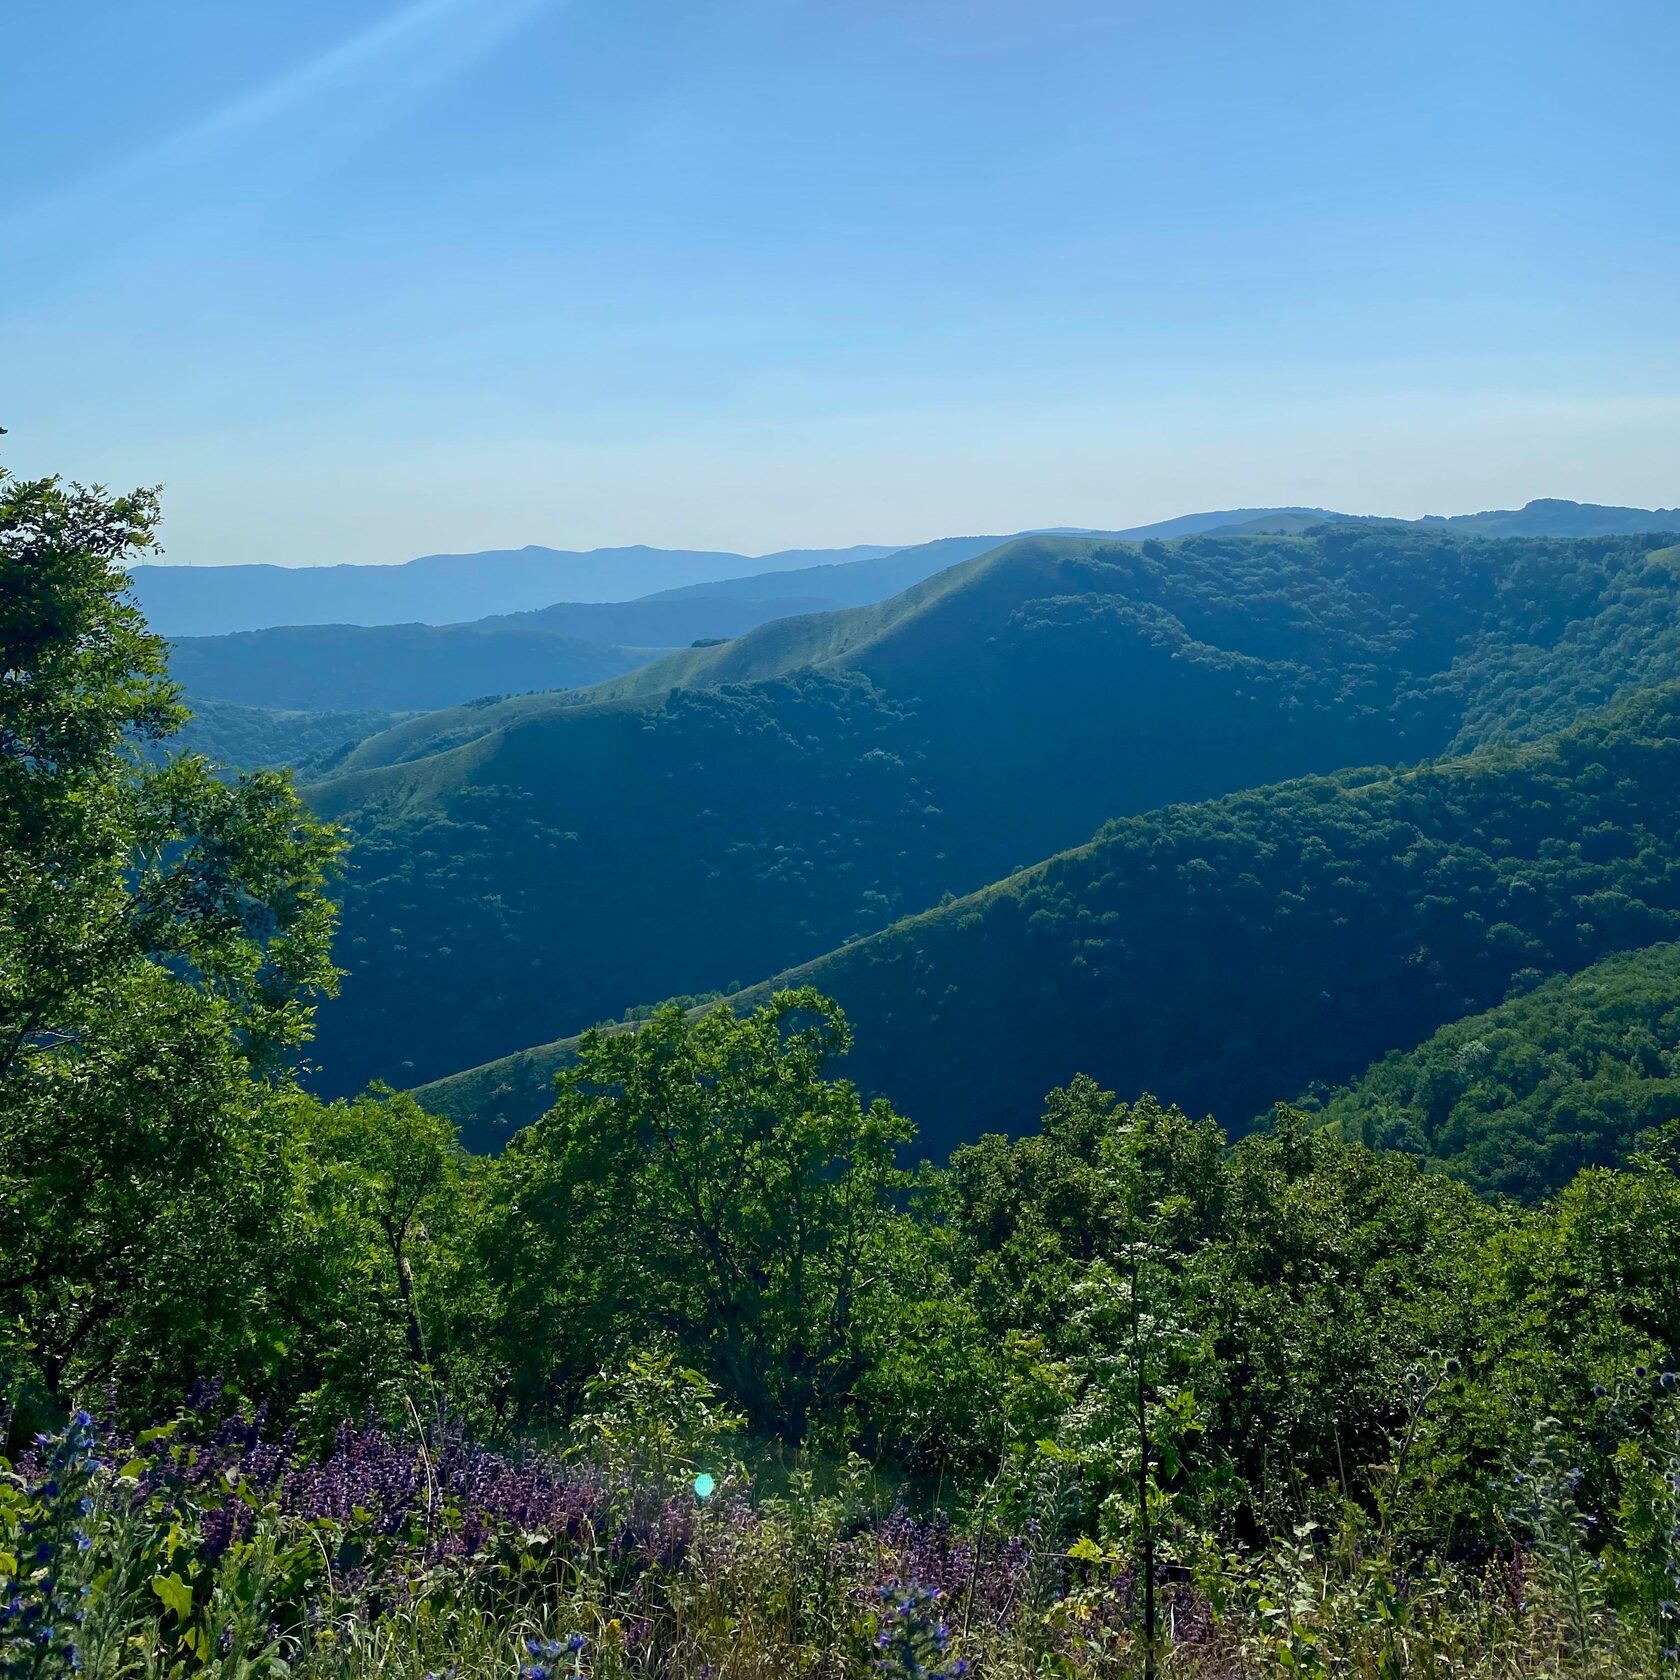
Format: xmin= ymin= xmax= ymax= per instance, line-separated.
xmin=3 ymin=1403 xmax=1675 ymax=1680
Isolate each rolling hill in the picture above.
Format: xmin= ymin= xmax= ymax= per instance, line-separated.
xmin=416 ymin=684 xmax=1680 ymax=1156
xmin=1419 ymin=498 xmax=1680 ymax=538
xmin=305 ymin=525 xmax=1680 ymax=1101
xmin=168 ymin=621 xmax=670 ymax=712
xmin=165 ymin=699 xmax=410 ymax=774
xmin=1313 ymin=942 xmax=1680 ymax=1201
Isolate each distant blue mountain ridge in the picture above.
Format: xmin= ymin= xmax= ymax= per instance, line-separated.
xmin=132 ymin=542 xmax=901 ymax=638
xmin=146 ymin=500 xmax=1680 ymax=718
xmin=134 ymin=501 xmax=1680 ymax=641
xmin=133 ymin=500 xmax=1679 ymax=638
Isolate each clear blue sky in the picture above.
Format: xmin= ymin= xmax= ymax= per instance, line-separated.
xmin=4 ymin=0 xmax=1677 ymax=565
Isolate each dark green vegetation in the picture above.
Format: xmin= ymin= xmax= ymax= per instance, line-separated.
xmin=723 ymin=684 xmax=1680 ymax=1158
xmin=418 ymin=684 xmax=1680 ymax=1151
xmin=0 ymin=468 xmax=341 ymax=1408
xmin=169 ymin=619 xmax=666 ymax=712
xmin=166 ymin=696 xmax=406 ymax=772
xmin=1314 ymin=942 xmax=1680 ymax=1202
xmin=10 ymin=467 xmax=1680 ymax=1677
xmin=326 ymin=520 xmax=1680 ymax=1103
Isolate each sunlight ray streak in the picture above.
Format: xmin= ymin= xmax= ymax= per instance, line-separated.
xmin=1 ymin=0 xmax=563 ymax=247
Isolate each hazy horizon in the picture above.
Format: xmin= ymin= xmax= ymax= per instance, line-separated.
xmin=121 ymin=489 xmax=1680 ymax=571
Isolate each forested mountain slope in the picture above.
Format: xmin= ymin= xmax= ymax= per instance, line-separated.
xmin=1313 ymin=942 xmax=1680 ymax=1201
xmin=310 ymin=527 xmax=1680 ymax=1098
xmin=169 ymin=620 xmax=668 ymax=712
xmin=166 ymin=699 xmax=408 ymax=774
xmin=416 ymin=685 xmax=1680 ymax=1154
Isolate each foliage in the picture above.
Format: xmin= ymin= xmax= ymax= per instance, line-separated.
xmin=278 ymin=1085 xmax=488 ymax=1426
xmin=164 ymin=699 xmax=407 ymax=776
xmin=486 ymin=991 xmax=912 ymax=1435
xmin=14 ymin=463 xmax=1680 ymax=1676
xmin=1316 ymin=942 xmax=1680 ymax=1199
xmin=637 ymin=681 xmax=1680 ymax=1159
xmin=4 ymin=1402 xmax=1680 ymax=1680
xmin=316 ymin=526 xmax=1680 ymax=1100
xmin=0 ymin=469 xmax=342 ymax=1421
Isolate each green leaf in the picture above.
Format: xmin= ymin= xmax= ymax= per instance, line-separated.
xmin=151 ymin=1571 xmax=194 ymax=1622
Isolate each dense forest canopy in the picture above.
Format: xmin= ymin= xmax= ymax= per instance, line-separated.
xmin=1314 ymin=941 xmax=1680 ymax=1201
xmin=163 ymin=697 xmax=407 ymax=773
xmin=417 ymin=675 xmax=1680 ymax=1153
xmin=721 ymin=681 xmax=1680 ymax=1158
xmin=310 ymin=525 xmax=1680 ymax=1098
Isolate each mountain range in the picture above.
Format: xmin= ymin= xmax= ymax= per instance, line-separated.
xmin=166 ymin=621 xmax=671 ymax=713
xmin=297 ymin=521 xmax=1680 ymax=1110
xmin=141 ymin=500 xmax=1680 ymax=645
xmin=134 ymin=541 xmax=902 ymax=637
xmin=157 ymin=503 xmax=1680 ymax=729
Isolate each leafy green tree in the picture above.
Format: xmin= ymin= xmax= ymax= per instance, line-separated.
xmin=289 ymin=1087 xmax=476 ymax=1394
xmin=0 ymin=468 xmax=342 ymax=1421
xmin=490 ymin=989 xmax=911 ymax=1436
xmin=946 ymin=1078 xmax=1224 ymax=1339
xmin=1063 ymin=1104 xmax=1216 ymax=1680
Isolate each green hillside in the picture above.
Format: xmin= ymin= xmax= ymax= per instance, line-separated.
xmin=322 ymin=534 xmax=1021 ymax=774
xmin=169 ymin=620 xmax=668 ymax=712
xmin=310 ymin=526 xmax=1680 ymax=1098
xmin=417 ymin=684 xmax=1680 ymax=1155
xmin=165 ymin=698 xmax=408 ymax=774
xmin=1313 ymin=942 xmax=1680 ymax=1200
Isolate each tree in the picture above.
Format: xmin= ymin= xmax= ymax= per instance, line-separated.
xmin=490 ymin=989 xmax=911 ymax=1436
xmin=1061 ymin=1097 xmax=1215 ymax=1680
xmin=300 ymin=1087 xmax=463 ymax=1372
xmin=0 ymin=467 xmax=342 ymax=1422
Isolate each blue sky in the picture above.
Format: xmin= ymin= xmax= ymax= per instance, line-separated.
xmin=4 ymin=0 xmax=1677 ymax=565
